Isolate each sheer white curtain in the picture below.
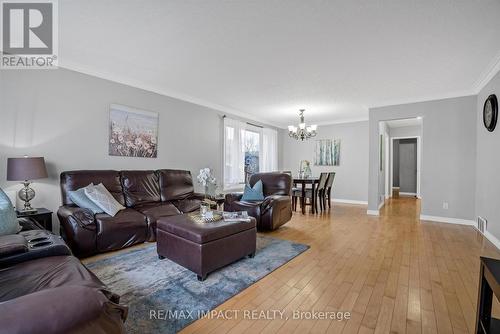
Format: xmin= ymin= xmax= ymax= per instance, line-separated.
xmin=261 ymin=127 xmax=278 ymax=172
xmin=223 ymin=117 xmax=246 ymax=189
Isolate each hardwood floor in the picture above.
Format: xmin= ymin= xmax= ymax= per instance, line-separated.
xmin=180 ymin=197 xmax=500 ymax=334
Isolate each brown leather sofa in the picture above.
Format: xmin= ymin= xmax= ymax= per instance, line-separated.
xmin=224 ymin=172 xmax=293 ymax=230
xmin=57 ymin=169 xmax=204 ymax=258
xmin=0 ymin=221 xmax=127 ymax=334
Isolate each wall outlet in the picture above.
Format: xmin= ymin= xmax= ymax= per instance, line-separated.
xmin=443 ymin=202 xmax=449 ymax=210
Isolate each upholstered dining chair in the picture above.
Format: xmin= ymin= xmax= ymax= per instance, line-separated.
xmin=292 ymin=172 xmax=328 ymax=213
xmin=324 ymin=172 xmax=336 ymax=208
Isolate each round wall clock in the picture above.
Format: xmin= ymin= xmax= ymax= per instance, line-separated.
xmin=483 ymin=94 xmax=498 ymax=132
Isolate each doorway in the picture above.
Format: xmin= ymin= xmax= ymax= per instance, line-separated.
xmin=393 ymin=138 xmax=418 ymax=196
xmin=385 ymin=117 xmax=422 ymax=200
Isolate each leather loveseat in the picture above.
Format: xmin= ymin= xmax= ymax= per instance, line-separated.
xmin=0 ymin=220 xmax=127 ymax=334
xmin=57 ymin=169 xmax=204 ymax=258
xmin=224 ymin=172 xmax=293 ymax=231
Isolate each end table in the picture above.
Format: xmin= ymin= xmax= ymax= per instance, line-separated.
xmin=16 ymin=208 xmax=53 ymax=232
xmin=476 ymin=256 xmax=500 ymax=333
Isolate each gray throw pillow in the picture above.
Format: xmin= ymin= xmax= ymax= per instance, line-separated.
xmin=68 ymin=184 xmax=104 ymax=214
xmin=85 ymin=183 xmax=125 ymax=217
xmin=0 ymin=188 xmax=21 ymax=236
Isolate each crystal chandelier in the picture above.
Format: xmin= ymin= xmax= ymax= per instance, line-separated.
xmin=288 ymin=109 xmax=318 ymax=141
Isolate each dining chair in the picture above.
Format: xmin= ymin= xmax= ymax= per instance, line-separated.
xmin=292 ymin=172 xmax=328 ymax=213
xmin=324 ymin=172 xmax=336 ymax=208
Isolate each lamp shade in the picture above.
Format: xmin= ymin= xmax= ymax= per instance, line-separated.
xmin=7 ymin=157 xmax=48 ymax=181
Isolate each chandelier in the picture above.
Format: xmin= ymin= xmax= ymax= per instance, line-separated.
xmin=288 ymin=109 xmax=318 ymax=141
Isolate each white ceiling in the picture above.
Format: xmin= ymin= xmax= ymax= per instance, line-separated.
xmin=386 ymin=118 xmax=422 ymax=129
xmin=59 ymin=0 xmax=500 ymax=128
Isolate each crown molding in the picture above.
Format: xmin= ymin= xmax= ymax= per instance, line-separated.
xmin=314 ymin=116 xmax=369 ymax=127
xmin=368 ymin=90 xmax=476 ymax=110
xmin=472 ymin=51 xmax=500 ymax=94
xmin=58 ymin=61 xmax=283 ymax=129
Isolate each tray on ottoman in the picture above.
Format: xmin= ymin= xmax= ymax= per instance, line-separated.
xmin=156 ymin=214 xmax=256 ymax=281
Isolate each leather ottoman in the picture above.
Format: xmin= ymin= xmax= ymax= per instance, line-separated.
xmin=156 ymin=214 xmax=256 ymax=281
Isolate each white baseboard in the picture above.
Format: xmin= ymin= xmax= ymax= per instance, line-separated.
xmin=484 ymin=231 xmax=500 ymax=250
xmin=332 ymin=199 xmax=368 ymax=205
xmin=420 ymin=215 xmax=500 ymax=251
xmin=378 ymin=201 xmax=385 ymax=210
xmin=399 ymin=192 xmax=417 ymax=196
xmin=367 ymin=210 xmax=379 ymax=216
xmin=419 ymin=215 xmax=475 ymax=226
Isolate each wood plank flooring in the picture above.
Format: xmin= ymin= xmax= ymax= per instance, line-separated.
xmin=179 ymin=197 xmax=500 ymax=334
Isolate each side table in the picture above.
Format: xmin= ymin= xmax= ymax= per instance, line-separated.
xmin=16 ymin=208 xmax=53 ymax=232
xmin=476 ymin=256 xmax=500 ymax=333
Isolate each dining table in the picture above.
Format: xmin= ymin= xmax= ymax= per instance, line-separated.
xmin=292 ymin=176 xmax=320 ymax=214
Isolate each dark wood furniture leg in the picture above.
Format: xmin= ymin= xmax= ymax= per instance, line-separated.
xmin=476 ymin=263 xmax=493 ymax=333
xmin=311 ymin=182 xmax=316 ymax=214
xmin=328 ymin=188 xmax=332 ymax=208
xmin=301 ymin=182 xmax=306 ymax=214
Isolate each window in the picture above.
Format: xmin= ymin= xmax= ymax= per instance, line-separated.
xmin=223 ymin=117 xmax=278 ymax=190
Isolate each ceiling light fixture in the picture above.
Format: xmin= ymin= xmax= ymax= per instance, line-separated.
xmin=288 ymin=109 xmax=318 ymax=141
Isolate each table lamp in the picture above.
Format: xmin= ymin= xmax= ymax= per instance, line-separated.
xmin=7 ymin=156 xmax=48 ymax=213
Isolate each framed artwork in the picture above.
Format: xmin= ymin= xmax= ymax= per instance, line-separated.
xmin=109 ymin=104 xmax=159 ymax=158
xmin=314 ymin=139 xmax=340 ymax=166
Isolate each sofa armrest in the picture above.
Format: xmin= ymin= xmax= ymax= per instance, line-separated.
xmin=0 ymin=285 xmax=127 ymax=334
xmin=261 ymin=195 xmax=290 ymax=213
xmin=0 ymin=234 xmax=28 ymax=258
xmin=224 ymin=192 xmax=243 ymax=205
xmin=57 ymin=206 xmax=97 ymax=258
xmin=57 ymin=206 xmax=96 ymax=229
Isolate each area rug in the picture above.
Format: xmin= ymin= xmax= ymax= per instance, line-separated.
xmin=85 ymin=236 xmax=309 ymax=334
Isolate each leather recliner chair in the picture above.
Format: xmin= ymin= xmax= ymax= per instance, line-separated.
xmin=224 ymin=173 xmax=292 ymax=231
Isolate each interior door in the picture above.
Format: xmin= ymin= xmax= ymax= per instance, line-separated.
xmin=398 ymin=139 xmax=417 ymax=194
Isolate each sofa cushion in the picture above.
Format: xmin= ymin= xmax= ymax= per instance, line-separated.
xmin=0 ymin=285 xmax=126 ymax=334
xmin=157 ymin=214 xmax=256 ymax=244
xmin=158 ymin=169 xmax=195 ymax=201
xmin=249 ymin=173 xmax=292 ymax=196
xmin=60 ymin=170 xmax=125 ymax=206
xmin=0 ymin=188 xmax=20 ymax=236
xmin=173 ymin=198 xmax=202 ymax=213
xmin=0 ymin=255 xmax=105 ymax=302
xmin=95 ymin=209 xmax=147 ymax=252
xmin=121 ymin=170 xmax=161 ymax=207
xmin=134 ymin=202 xmax=181 ymax=223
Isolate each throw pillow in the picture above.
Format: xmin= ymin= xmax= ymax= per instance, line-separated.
xmin=84 ymin=183 xmax=125 ymax=217
xmin=68 ymin=184 xmax=104 ymax=214
xmin=0 ymin=188 xmax=21 ymax=236
xmin=241 ymin=180 xmax=265 ymax=201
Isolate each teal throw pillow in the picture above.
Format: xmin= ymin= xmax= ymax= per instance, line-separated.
xmin=241 ymin=180 xmax=265 ymax=201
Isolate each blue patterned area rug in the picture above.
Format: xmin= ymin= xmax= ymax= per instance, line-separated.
xmin=86 ymin=236 xmax=309 ymax=334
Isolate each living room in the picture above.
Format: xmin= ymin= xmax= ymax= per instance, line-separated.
xmin=1 ymin=1 xmax=500 ymax=333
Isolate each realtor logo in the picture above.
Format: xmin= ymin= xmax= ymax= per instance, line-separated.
xmin=1 ymin=0 xmax=58 ymax=69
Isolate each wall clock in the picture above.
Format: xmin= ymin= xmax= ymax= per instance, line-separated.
xmin=483 ymin=94 xmax=498 ymax=132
